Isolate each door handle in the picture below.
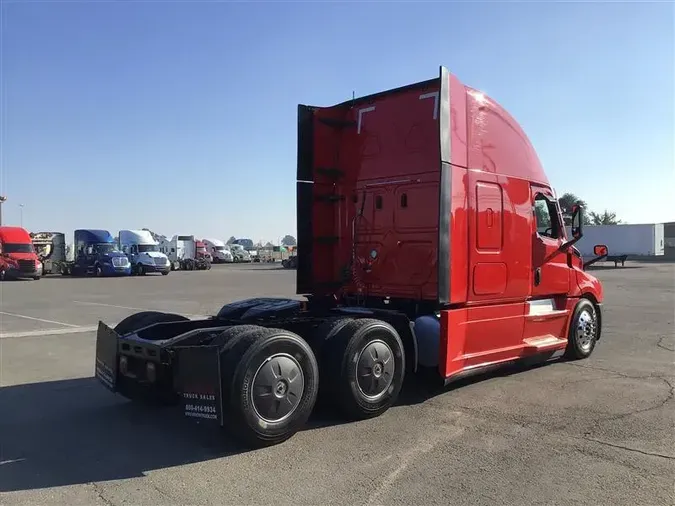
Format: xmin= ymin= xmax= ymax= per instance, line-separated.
xmin=534 ymin=268 xmax=541 ymax=286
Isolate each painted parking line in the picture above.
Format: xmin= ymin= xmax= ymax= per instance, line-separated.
xmin=0 ymin=314 xmax=210 ymax=339
xmin=0 ymin=326 xmax=98 ymax=339
xmin=0 ymin=311 xmax=80 ymax=328
xmin=72 ymin=300 xmax=209 ymax=319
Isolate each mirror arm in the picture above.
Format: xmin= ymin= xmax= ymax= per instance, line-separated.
xmin=583 ymin=253 xmax=607 ymax=269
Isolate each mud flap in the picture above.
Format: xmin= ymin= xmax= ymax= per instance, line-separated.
xmin=95 ymin=321 xmax=119 ymax=392
xmin=174 ymin=346 xmax=223 ymax=426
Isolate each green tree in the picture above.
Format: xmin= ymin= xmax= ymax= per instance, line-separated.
xmin=535 ymin=205 xmax=550 ymax=228
xmin=281 ymin=235 xmax=297 ymax=246
xmin=558 ymin=193 xmax=590 ymax=225
xmin=589 ymin=210 xmax=622 ymax=225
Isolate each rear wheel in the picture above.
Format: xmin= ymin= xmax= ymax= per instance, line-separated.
xmin=320 ymin=318 xmax=405 ymax=420
xmin=564 ymin=298 xmax=599 ymax=360
xmin=220 ymin=326 xmax=319 ymax=448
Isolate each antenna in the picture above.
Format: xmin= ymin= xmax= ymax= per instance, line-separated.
xmin=351 ymin=91 xmax=355 ymax=108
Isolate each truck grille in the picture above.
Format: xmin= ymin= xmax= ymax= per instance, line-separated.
xmin=153 ymin=257 xmax=168 ymax=266
xmin=112 ymin=257 xmax=129 ymax=267
xmin=18 ymin=260 xmax=36 ymax=273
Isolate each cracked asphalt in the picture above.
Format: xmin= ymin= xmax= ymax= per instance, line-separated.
xmin=0 ymin=262 xmax=673 ymax=505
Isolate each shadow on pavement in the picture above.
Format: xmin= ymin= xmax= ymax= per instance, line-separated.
xmin=0 ymin=356 xmax=559 ymax=492
xmin=0 ymin=378 xmax=245 ymax=492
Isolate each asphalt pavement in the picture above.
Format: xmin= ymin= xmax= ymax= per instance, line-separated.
xmin=0 ymin=262 xmax=673 ymax=505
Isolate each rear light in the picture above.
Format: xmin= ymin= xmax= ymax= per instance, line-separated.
xmin=146 ymin=362 xmax=157 ymax=383
xmin=119 ymin=356 xmax=128 ymax=375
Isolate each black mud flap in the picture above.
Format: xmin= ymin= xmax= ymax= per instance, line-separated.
xmin=95 ymin=321 xmax=119 ymax=392
xmin=174 ymin=346 xmax=223 ymax=426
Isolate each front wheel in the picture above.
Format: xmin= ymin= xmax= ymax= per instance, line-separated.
xmin=320 ymin=318 xmax=405 ymax=420
xmin=161 ymin=270 xmax=169 ymax=276
xmin=95 ymin=264 xmax=103 ymax=277
xmin=564 ymin=298 xmax=600 ymax=360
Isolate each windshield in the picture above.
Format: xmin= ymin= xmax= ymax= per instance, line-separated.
xmin=138 ymin=244 xmax=159 ymax=253
xmin=215 ymin=245 xmax=225 ymax=251
xmin=93 ymin=243 xmax=119 ymax=254
xmin=231 ymin=244 xmax=244 ymax=251
xmin=3 ymin=243 xmax=34 ymax=254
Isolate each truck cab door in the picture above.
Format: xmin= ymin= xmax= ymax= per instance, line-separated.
xmin=531 ymin=188 xmax=570 ymax=297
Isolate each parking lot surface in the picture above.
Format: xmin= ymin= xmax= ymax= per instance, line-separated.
xmin=1 ymin=262 xmax=673 ymax=505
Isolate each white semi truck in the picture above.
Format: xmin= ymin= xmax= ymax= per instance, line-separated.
xmin=118 ymin=229 xmax=171 ymax=275
xmin=30 ymin=232 xmax=67 ymax=275
xmin=159 ymin=234 xmax=205 ymax=270
xmin=203 ymin=238 xmax=234 ymax=263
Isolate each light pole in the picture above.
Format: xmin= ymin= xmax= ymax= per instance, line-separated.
xmin=19 ymin=204 xmax=24 ymax=227
xmin=0 ymin=196 xmax=6 ymax=226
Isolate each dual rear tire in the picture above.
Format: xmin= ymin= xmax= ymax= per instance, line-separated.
xmin=212 ymin=317 xmax=406 ymax=447
xmin=314 ymin=318 xmax=406 ymax=420
xmin=112 ymin=311 xmax=406 ymax=448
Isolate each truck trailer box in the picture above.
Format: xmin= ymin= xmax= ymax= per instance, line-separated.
xmin=566 ymin=224 xmax=665 ymax=257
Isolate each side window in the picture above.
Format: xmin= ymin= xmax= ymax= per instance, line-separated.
xmin=533 ymin=193 xmax=561 ymax=239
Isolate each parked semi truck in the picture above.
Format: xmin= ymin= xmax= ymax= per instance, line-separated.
xmin=566 ymin=223 xmax=665 ymax=266
xmin=232 ymin=238 xmax=258 ymax=262
xmin=119 ymin=229 xmax=171 ymax=275
xmin=94 ymin=66 xmax=606 ymax=449
xmin=62 ymin=229 xmax=131 ymax=276
xmin=159 ymin=235 xmax=196 ymax=270
xmin=203 ymin=238 xmax=234 ymax=263
xmin=31 ymin=232 xmax=67 ymax=275
xmin=0 ymin=226 xmax=42 ymax=280
xmin=229 ymin=243 xmax=251 ymax=262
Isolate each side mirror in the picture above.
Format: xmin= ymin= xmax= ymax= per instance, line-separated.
xmin=593 ymin=244 xmax=608 ymax=256
xmin=571 ymin=204 xmax=584 ymax=239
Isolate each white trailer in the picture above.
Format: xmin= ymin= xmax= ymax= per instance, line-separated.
xmin=567 ymin=223 xmax=665 ymax=265
xmin=119 ymin=229 xmax=171 ymax=275
xmin=159 ymin=234 xmax=197 ymax=270
xmin=203 ymin=238 xmax=233 ymax=263
xmin=31 ymin=232 xmax=66 ymax=275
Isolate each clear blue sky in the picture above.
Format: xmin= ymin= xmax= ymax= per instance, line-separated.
xmin=1 ymin=1 xmax=673 ymax=242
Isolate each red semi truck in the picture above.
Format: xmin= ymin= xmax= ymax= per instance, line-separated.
xmin=94 ymin=67 xmax=606 ymax=448
xmin=0 ymin=226 xmax=42 ymax=280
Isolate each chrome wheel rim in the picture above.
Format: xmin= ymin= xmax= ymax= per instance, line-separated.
xmin=576 ymin=308 xmax=597 ymax=352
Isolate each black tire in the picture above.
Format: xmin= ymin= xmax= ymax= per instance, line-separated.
xmin=95 ymin=264 xmax=103 ymax=277
xmin=33 ymin=276 xmax=40 ymax=281
xmin=564 ymin=298 xmax=600 ymax=360
xmin=320 ymin=318 xmax=405 ymax=420
xmin=161 ymin=270 xmax=169 ymax=276
xmin=220 ymin=326 xmax=319 ymax=448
